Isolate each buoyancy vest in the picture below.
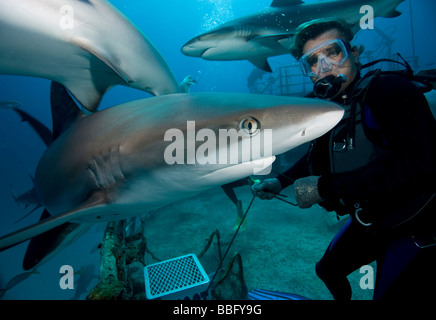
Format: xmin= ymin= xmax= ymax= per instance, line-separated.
xmin=313 ymin=58 xmax=436 ymax=229
xmin=328 ymin=55 xmax=436 ymax=177
xmin=328 ymin=69 xmax=387 ymax=175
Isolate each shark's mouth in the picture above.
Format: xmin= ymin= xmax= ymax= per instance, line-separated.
xmin=201 ymin=47 xmax=217 ymax=59
xmin=202 ymin=156 xmax=276 ymax=182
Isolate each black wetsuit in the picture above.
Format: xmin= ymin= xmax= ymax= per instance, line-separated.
xmin=277 ymin=73 xmax=436 ymax=300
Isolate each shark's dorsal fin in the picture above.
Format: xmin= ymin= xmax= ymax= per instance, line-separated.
xmin=270 ymin=0 xmax=303 ymax=7
xmin=50 ymin=82 xmax=84 ymax=141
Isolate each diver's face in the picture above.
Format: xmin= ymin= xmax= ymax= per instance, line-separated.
xmin=302 ymin=29 xmax=359 ymax=99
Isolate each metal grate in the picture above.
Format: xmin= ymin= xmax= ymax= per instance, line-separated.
xmin=144 ymin=254 xmax=209 ymax=299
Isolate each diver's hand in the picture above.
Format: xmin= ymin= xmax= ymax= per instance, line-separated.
xmin=294 ymin=176 xmax=323 ymax=208
xmin=180 ymin=75 xmax=198 ymax=93
xmin=251 ymin=178 xmax=282 ymax=200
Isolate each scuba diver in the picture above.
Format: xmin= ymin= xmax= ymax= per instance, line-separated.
xmin=252 ymin=18 xmax=436 ymax=300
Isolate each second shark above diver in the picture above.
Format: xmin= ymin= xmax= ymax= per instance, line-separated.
xmin=181 ymin=0 xmax=405 ymax=72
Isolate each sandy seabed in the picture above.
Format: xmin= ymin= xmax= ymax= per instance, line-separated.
xmin=142 ymin=184 xmax=374 ymax=300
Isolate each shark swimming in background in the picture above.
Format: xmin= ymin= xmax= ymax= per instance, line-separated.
xmin=181 ymin=0 xmax=405 ymax=72
xmin=0 ymin=0 xmax=184 ymax=112
xmin=0 ymin=82 xmax=344 ymax=269
xmin=0 ymin=102 xmax=49 ymax=222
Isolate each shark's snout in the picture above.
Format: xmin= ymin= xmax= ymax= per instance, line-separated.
xmin=271 ymin=102 xmax=344 ymax=156
xmin=304 ymin=107 xmax=344 ymax=139
xmin=181 ymin=38 xmax=206 ymax=57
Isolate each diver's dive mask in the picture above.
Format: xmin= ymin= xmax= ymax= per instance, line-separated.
xmin=299 ymin=39 xmax=350 ymax=78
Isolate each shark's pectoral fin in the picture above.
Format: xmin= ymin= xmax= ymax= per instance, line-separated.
xmin=248 ymin=58 xmax=273 ymax=73
xmin=73 ymin=37 xmax=135 ymax=85
xmin=23 ymin=213 xmax=91 ymax=270
xmin=277 ymin=36 xmax=294 ymax=50
xmin=250 ymin=33 xmax=294 ymax=51
xmin=65 ymin=40 xmax=135 ymax=112
xmin=248 ymin=34 xmax=294 ymax=72
xmin=62 ymin=76 xmax=106 ymax=113
xmin=0 ymin=195 xmax=105 ymax=252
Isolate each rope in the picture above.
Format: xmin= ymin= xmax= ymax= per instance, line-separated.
xmin=207 ymin=194 xmax=256 ymax=292
xmin=273 ymin=194 xmax=297 ymax=207
xmin=207 ymin=178 xmax=299 ymax=293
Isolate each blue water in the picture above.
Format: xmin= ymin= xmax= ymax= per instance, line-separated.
xmin=0 ymin=0 xmax=435 ymax=300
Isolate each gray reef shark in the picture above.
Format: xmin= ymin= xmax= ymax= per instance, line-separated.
xmin=0 ymin=82 xmax=344 ymax=269
xmin=181 ymin=0 xmax=405 ymax=72
xmin=0 ymin=102 xmax=45 ymax=221
xmin=0 ymin=0 xmax=183 ymax=112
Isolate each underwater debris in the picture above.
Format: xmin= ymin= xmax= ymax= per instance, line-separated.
xmin=87 ymin=220 xmax=128 ymax=300
xmin=88 ymin=218 xmax=164 ymax=300
xmin=89 ymin=215 xmax=248 ymax=300
xmin=126 ymin=261 xmax=147 ymax=300
xmin=125 ymin=217 xmax=162 ymax=264
xmin=211 ymin=253 xmax=248 ymax=300
xmin=71 ymin=265 xmax=97 ymax=300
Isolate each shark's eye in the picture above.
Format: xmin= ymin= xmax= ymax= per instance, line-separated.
xmin=240 ymin=117 xmax=260 ymax=136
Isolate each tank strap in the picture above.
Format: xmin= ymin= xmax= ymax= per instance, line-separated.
xmin=343 ymin=69 xmax=383 ymax=151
